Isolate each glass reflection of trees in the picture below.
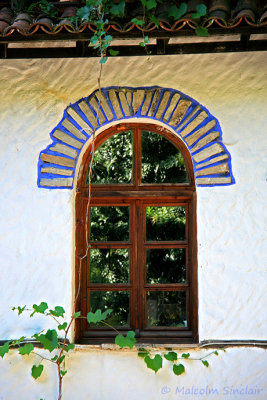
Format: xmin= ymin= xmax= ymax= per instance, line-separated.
xmin=90 ymin=291 xmax=130 ymax=327
xmin=146 ymin=206 xmax=186 ymax=241
xmin=90 ymin=131 xmax=132 ymax=184
xmin=88 ymin=129 xmax=189 ymax=329
xmin=141 ymin=131 xmax=188 ymax=183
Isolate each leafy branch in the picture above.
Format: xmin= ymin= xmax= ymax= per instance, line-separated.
xmin=137 ymin=347 xmax=225 ymax=374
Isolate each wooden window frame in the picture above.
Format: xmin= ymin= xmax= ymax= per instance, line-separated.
xmin=75 ymin=123 xmax=198 ymax=344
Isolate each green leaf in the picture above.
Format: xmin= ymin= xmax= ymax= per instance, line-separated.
xmin=131 ymin=18 xmax=145 ymax=26
xmin=202 ymin=360 xmax=209 ymax=367
xmin=214 ymin=351 xmax=219 ymax=356
xmin=173 ymin=363 xmax=185 ymax=375
xmin=50 ymin=306 xmax=65 ymax=318
xmin=19 ymin=343 xmax=34 ymax=356
xmin=31 ymin=302 xmax=48 ymax=316
xmin=31 ymin=364 xmax=44 ymax=379
xmin=51 ymin=355 xmax=58 ymax=361
xmin=138 ymin=348 xmax=149 ymax=358
xmin=59 ymin=355 xmax=65 ymax=364
xmin=164 ymin=351 xmax=178 ymax=362
xmin=73 ymin=311 xmax=81 ymax=318
xmin=144 ymin=35 xmax=149 ymax=44
xmin=144 ymin=354 xmax=163 ymax=373
xmin=37 ymin=329 xmax=58 ymax=352
xmin=64 ymin=343 xmax=75 ymax=352
xmin=109 ymin=49 xmax=119 ymax=56
xmin=104 ymin=35 xmax=113 ymax=42
xmin=144 ymin=0 xmax=157 ymax=10
xmin=0 ymin=342 xmax=10 ymax=358
xmin=87 ymin=309 xmax=112 ymax=324
xmin=168 ymin=3 xmax=187 ymax=20
xmin=58 ymin=322 xmax=67 ymax=331
xmin=61 ymin=370 xmax=67 ymax=376
xmin=115 ymin=331 xmax=136 ymax=349
xmin=196 ymin=4 xmax=207 ymax=16
xmin=100 ymin=56 xmax=108 ymax=64
xmin=181 ymin=353 xmax=190 ymax=359
xmin=13 ymin=305 xmax=26 ymax=315
xmin=150 ymin=14 xmax=160 ymax=28
xmin=195 ymin=27 xmax=209 ymax=37
xmin=110 ymin=1 xmax=125 ymax=16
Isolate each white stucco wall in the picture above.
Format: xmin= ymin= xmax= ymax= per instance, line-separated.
xmin=0 ymin=52 xmax=266 ymax=399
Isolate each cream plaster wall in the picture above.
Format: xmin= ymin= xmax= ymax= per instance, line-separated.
xmin=0 ymin=52 xmax=266 ymax=399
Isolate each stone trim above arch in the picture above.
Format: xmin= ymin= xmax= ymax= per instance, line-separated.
xmin=37 ymin=86 xmax=235 ymax=189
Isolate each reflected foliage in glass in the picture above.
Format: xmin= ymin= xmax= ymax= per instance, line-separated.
xmin=90 ymin=206 xmax=129 ymax=241
xmin=90 ymin=249 xmax=129 ymax=283
xmin=90 ymin=131 xmax=132 ymax=184
xmin=89 ymin=291 xmax=130 ymax=327
xmin=146 ymin=249 xmax=186 ymax=284
xmin=147 ymin=291 xmax=187 ymax=327
xmin=141 ymin=131 xmax=188 ymax=183
xmin=146 ymin=206 xmax=186 ymax=241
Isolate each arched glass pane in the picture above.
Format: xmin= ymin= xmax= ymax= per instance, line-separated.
xmin=141 ymin=131 xmax=188 ymax=183
xmin=89 ymin=130 xmax=132 ymax=184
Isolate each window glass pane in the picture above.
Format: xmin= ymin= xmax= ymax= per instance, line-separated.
xmin=90 ymin=206 xmax=129 ymax=241
xmin=146 ymin=291 xmax=187 ymax=327
xmin=141 ymin=130 xmax=188 ymax=183
xmin=146 ymin=249 xmax=186 ymax=284
xmin=89 ymin=291 xmax=130 ymax=327
xmin=89 ymin=131 xmax=132 ymax=184
xmin=146 ymin=206 xmax=186 ymax=241
xmin=90 ymin=249 xmax=129 ymax=283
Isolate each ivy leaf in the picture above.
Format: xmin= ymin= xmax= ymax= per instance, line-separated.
xmin=115 ymin=331 xmax=136 ymax=349
xmin=110 ymin=1 xmax=125 ymax=16
xmin=64 ymin=343 xmax=75 ymax=352
xmin=196 ymin=4 xmax=207 ymax=16
xmin=150 ymin=14 xmax=160 ymax=28
xmin=19 ymin=343 xmax=34 ymax=356
xmin=144 ymin=354 xmax=163 ymax=373
xmin=58 ymin=322 xmax=67 ymax=331
xmin=195 ymin=27 xmax=209 ymax=37
xmin=138 ymin=347 xmax=149 ymax=358
xmin=144 ymin=0 xmax=157 ymax=10
xmin=73 ymin=311 xmax=81 ymax=319
xmin=0 ymin=342 xmax=10 ymax=358
xmin=61 ymin=370 xmax=67 ymax=376
xmin=12 ymin=305 xmax=26 ymax=315
xmin=131 ymin=18 xmax=145 ymax=26
xmin=214 ymin=351 xmax=219 ymax=356
xmin=104 ymin=35 xmax=113 ymax=42
xmin=51 ymin=355 xmax=58 ymax=361
xmin=59 ymin=355 xmax=65 ymax=364
xmin=31 ymin=302 xmax=48 ymax=317
xmin=50 ymin=306 xmax=65 ymax=318
xmin=164 ymin=351 xmax=178 ymax=362
xmin=100 ymin=56 xmax=108 ymax=64
xmin=173 ymin=363 xmax=185 ymax=375
xmin=181 ymin=353 xmax=190 ymax=359
xmin=90 ymin=36 xmax=98 ymax=46
xmin=37 ymin=329 xmax=58 ymax=352
xmin=31 ymin=364 xmax=44 ymax=380
xmin=191 ymin=4 xmax=207 ymax=19
xmin=168 ymin=3 xmax=187 ymax=20
xmin=109 ymin=49 xmax=119 ymax=56
xmin=202 ymin=360 xmax=209 ymax=367
xmin=76 ymin=5 xmax=92 ymax=22
xmin=87 ymin=309 xmax=112 ymax=324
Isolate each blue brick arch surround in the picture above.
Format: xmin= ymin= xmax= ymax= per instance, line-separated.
xmin=37 ymin=86 xmax=235 ymax=189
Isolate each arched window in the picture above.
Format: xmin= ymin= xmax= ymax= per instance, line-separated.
xmin=75 ymin=123 xmax=198 ymax=343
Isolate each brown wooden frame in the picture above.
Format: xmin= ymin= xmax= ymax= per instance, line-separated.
xmin=75 ymin=123 xmax=198 ymax=344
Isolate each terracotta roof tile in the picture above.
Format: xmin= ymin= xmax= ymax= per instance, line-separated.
xmin=0 ymin=1 xmax=266 ymax=39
